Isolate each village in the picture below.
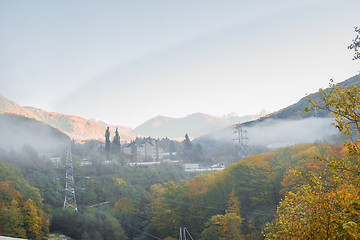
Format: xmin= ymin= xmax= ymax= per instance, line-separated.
xmin=45 ymin=137 xmax=226 ymax=173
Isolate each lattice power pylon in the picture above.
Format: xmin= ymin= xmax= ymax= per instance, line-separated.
xmin=233 ymin=127 xmax=249 ymax=159
xmin=179 ymin=227 xmax=194 ymax=240
xmin=63 ymin=147 xmax=78 ymax=211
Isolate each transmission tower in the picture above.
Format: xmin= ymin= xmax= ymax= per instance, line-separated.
xmin=179 ymin=227 xmax=194 ymax=240
xmin=63 ymin=147 xmax=78 ymax=211
xmin=233 ymin=127 xmax=249 ymax=159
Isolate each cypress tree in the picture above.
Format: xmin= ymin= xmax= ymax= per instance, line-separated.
xmin=105 ymin=127 xmax=111 ymax=154
xmin=112 ymin=127 xmax=120 ymax=154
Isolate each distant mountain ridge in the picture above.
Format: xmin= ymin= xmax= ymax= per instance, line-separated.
xmin=195 ymin=75 xmax=360 ymax=151
xmin=0 ymin=95 xmax=135 ymax=142
xmin=240 ymin=75 xmax=360 ymax=124
xmin=132 ymin=111 xmax=267 ymax=139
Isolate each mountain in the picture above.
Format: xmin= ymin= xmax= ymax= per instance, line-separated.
xmin=131 ymin=111 xmax=267 ymax=139
xmin=195 ymin=75 xmax=360 ymax=151
xmin=0 ymin=113 xmax=70 ymax=152
xmin=94 ymin=119 xmax=133 ymax=133
xmin=242 ymin=74 xmax=360 ymax=123
xmin=0 ymin=95 xmax=135 ymax=142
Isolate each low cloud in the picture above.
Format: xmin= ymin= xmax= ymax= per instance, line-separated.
xmin=198 ymin=117 xmax=340 ymax=151
xmin=245 ymin=117 xmax=339 ymax=147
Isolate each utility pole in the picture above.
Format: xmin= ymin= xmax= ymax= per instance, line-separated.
xmin=63 ymin=147 xmax=78 ymax=211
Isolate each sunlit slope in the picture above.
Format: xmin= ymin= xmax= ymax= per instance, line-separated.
xmin=195 ymin=75 xmax=360 ymax=149
xmin=0 ymin=95 xmax=134 ymax=142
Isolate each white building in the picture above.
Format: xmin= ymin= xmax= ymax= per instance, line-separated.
xmin=49 ymin=157 xmax=61 ymax=163
xmin=123 ymin=138 xmax=163 ymax=162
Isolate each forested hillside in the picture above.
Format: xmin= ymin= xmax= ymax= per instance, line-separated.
xmin=147 ymin=143 xmax=345 ymax=239
xmin=0 ymin=159 xmax=48 ymax=239
xmin=0 ymin=139 xmax=347 ymax=239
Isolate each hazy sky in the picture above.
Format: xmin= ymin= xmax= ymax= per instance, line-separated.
xmin=1 ymin=0 xmax=359 ymax=127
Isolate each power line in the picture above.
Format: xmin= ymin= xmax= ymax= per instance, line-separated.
xmin=122 ymin=224 xmax=163 ymax=240
xmin=163 ymin=198 xmax=274 ymax=217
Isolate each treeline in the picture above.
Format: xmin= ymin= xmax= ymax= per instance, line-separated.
xmin=145 ymin=143 xmax=345 ymax=239
xmin=0 ymin=138 xmax=349 ymax=239
xmin=0 ymin=143 xmax=190 ymax=239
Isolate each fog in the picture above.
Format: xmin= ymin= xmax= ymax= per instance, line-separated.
xmin=245 ymin=117 xmax=339 ymax=148
xmin=0 ymin=114 xmax=70 ymax=154
xmin=197 ymin=117 xmax=341 ymax=151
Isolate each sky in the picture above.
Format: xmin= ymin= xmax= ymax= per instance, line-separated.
xmin=1 ymin=0 xmax=359 ymax=128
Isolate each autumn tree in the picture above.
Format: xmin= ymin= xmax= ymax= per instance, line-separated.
xmin=0 ymin=200 xmax=26 ymax=238
xmin=23 ymin=199 xmax=43 ymax=240
xmin=265 ymin=28 xmax=360 ymax=239
xmin=201 ymin=190 xmax=244 ymax=240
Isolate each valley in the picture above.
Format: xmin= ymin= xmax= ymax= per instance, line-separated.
xmin=0 ymin=75 xmax=359 ymax=239
xmin=1 ymin=2 xmax=359 ymax=238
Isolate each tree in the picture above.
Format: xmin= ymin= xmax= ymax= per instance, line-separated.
xmin=23 ymin=199 xmax=42 ymax=240
xmin=105 ymin=126 xmax=111 ymax=154
xmin=169 ymin=141 xmax=176 ymax=160
xmin=201 ymin=190 xmax=244 ymax=240
xmin=112 ymin=127 xmax=121 ymax=154
xmin=266 ymin=29 xmax=360 ymax=239
xmin=0 ymin=200 xmax=26 ymax=238
xmin=348 ymin=27 xmax=360 ymax=60
xmin=183 ymin=134 xmax=192 ymax=150
xmin=265 ymin=183 xmax=360 ymax=239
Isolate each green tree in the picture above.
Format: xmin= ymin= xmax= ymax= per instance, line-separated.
xmin=105 ymin=126 xmax=111 ymax=154
xmin=0 ymin=200 xmax=26 ymax=238
xmin=183 ymin=134 xmax=192 ymax=150
xmin=112 ymin=127 xmax=121 ymax=154
xmin=201 ymin=190 xmax=244 ymax=240
xmin=82 ymin=231 xmax=91 ymax=240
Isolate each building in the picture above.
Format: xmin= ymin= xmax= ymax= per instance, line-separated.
xmin=123 ymin=138 xmax=163 ymax=162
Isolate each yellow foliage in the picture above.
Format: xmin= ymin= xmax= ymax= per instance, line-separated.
xmin=23 ymin=199 xmax=42 ymax=240
xmin=113 ymin=177 xmax=127 ymax=186
xmin=266 ymin=81 xmax=360 ymax=239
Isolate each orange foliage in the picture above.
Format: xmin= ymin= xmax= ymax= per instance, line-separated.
xmin=189 ymin=178 xmax=206 ymax=195
xmin=114 ymin=197 xmax=135 ymax=215
xmin=0 ymin=181 xmax=22 ymax=208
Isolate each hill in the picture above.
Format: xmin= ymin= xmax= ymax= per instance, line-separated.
xmin=0 ymin=95 xmax=135 ymax=142
xmin=195 ymin=75 xmax=360 ymax=151
xmin=132 ymin=111 xmax=266 ymax=139
xmin=0 ymin=113 xmax=70 ymax=152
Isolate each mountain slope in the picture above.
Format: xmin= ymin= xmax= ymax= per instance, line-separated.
xmin=0 ymin=113 xmax=70 ymax=152
xmin=195 ymin=75 xmax=360 ymax=151
xmin=241 ymin=74 xmax=360 ymax=124
xmin=0 ymin=96 xmax=135 ymax=142
xmin=132 ymin=112 xmax=266 ymax=139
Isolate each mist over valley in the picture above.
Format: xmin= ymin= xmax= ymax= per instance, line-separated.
xmin=1 ymin=1 xmax=359 ymax=239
